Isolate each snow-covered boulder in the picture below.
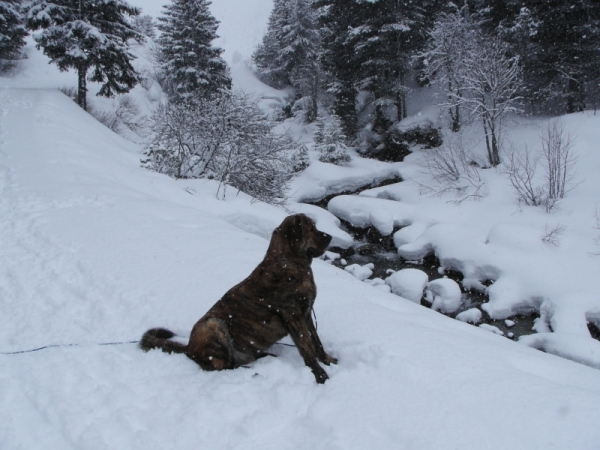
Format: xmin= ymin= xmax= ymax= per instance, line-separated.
xmin=425 ymin=278 xmax=463 ymax=314
xmin=393 ymin=223 xmax=427 ymax=247
xmin=369 ymin=208 xmax=394 ymax=236
xmin=345 ymin=263 xmax=374 ymax=281
xmin=385 ymin=268 xmax=428 ymax=303
xmin=456 ymin=308 xmax=483 ymax=324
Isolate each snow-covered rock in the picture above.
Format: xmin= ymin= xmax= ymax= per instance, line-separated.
xmin=345 ymin=263 xmax=374 ymax=281
xmin=385 ymin=269 xmax=428 ymax=303
xmin=456 ymin=308 xmax=483 ymax=324
xmin=369 ymin=209 xmax=394 ymax=236
xmin=393 ymin=223 xmax=428 ymax=247
xmin=425 ymin=278 xmax=463 ymax=314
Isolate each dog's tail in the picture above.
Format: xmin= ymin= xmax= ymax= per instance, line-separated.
xmin=139 ymin=328 xmax=187 ymax=354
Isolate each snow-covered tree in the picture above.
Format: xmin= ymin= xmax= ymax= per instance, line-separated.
xmin=132 ymin=14 xmax=156 ymax=40
xmin=455 ymin=33 xmax=523 ymax=167
xmin=0 ymin=0 xmax=28 ymax=61
xmin=418 ymin=5 xmax=477 ymax=132
xmin=24 ymin=0 xmax=142 ymax=111
xmin=157 ymin=0 xmax=230 ymax=101
xmin=315 ymin=115 xmax=351 ymax=165
xmin=142 ymin=92 xmax=294 ymax=205
xmin=479 ymin=0 xmax=600 ymax=114
xmin=253 ymin=0 xmax=321 ymax=122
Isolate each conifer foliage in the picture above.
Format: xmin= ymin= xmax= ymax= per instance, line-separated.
xmin=157 ymin=0 xmax=230 ymax=101
xmin=0 ymin=0 xmax=28 ymax=61
xmin=253 ymin=0 xmax=321 ymax=122
xmin=314 ymin=115 xmax=351 ymax=165
xmin=24 ymin=0 xmax=142 ymax=111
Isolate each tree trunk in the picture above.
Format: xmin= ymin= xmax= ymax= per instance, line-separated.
xmin=335 ymin=84 xmax=357 ymax=138
xmin=565 ymin=77 xmax=585 ymax=114
xmin=77 ymin=65 xmax=88 ymax=111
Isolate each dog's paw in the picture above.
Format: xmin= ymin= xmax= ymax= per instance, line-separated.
xmin=313 ymin=367 xmax=329 ymax=384
xmin=321 ymin=354 xmax=338 ymax=366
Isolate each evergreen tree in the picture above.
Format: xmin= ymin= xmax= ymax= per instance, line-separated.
xmin=253 ymin=0 xmax=290 ymax=89
xmin=157 ymin=0 xmax=230 ymax=101
xmin=0 ymin=0 xmax=28 ymax=61
xmin=478 ymin=0 xmax=600 ymax=114
xmin=253 ymin=0 xmax=321 ymax=122
xmin=352 ymin=0 xmax=426 ymax=125
xmin=316 ymin=115 xmax=351 ymax=165
xmin=24 ymin=0 xmax=142 ymax=111
xmin=316 ymin=0 xmax=364 ymax=137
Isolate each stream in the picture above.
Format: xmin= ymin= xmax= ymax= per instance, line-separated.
xmin=306 ymin=176 xmax=542 ymax=341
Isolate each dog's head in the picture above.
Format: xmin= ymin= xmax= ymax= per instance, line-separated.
xmin=270 ymin=214 xmax=332 ymax=260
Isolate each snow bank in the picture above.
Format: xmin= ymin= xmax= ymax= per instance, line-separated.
xmin=344 ymin=263 xmax=374 ymax=281
xmin=3 ymin=86 xmax=600 ymax=450
xmin=385 ymin=269 xmax=428 ymax=303
xmin=456 ymin=308 xmax=483 ymax=324
xmin=328 ymin=195 xmax=414 ymax=229
xmin=425 ymin=278 xmax=462 ymax=314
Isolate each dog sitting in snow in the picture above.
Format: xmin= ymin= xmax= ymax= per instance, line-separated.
xmin=140 ymin=213 xmax=337 ymax=384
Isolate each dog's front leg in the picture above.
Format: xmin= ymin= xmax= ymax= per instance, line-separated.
xmin=305 ymin=316 xmax=338 ymax=366
xmin=285 ymin=319 xmax=329 ymax=384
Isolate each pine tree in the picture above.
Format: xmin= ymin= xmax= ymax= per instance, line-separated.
xmin=24 ymin=0 xmax=142 ymax=111
xmin=253 ymin=0 xmax=321 ymax=122
xmin=157 ymin=0 xmax=230 ymax=101
xmin=352 ymin=0 xmax=426 ymax=125
xmin=0 ymin=0 xmax=28 ymax=61
xmin=253 ymin=0 xmax=290 ymax=89
xmin=316 ymin=0 xmax=364 ymax=137
xmin=316 ymin=115 xmax=351 ymax=165
xmin=478 ymin=0 xmax=600 ymax=114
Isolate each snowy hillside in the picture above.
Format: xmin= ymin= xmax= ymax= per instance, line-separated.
xmin=2 ymin=1 xmax=600 ymax=449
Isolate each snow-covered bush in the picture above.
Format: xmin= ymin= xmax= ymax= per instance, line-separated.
xmin=506 ymin=121 xmax=577 ymax=212
xmin=541 ymin=121 xmax=577 ymax=202
xmin=289 ymin=144 xmax=310 ymax=173
xmin=142 ymin=91 xmax=295 ymax=205
xmin=420 ymin=133 xmax=484 ymax=203
xmin=315 ymin=115 xmax=351 ymax=165
xmin=89 ymin=95 xmax=143 ymax=137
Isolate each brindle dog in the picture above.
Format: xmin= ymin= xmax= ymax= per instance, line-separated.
xmin=140 ymin=214 xmax=337 ymax=383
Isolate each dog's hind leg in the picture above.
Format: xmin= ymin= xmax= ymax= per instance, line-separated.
xmin=187 ymin=318 xmax=256 ymax=371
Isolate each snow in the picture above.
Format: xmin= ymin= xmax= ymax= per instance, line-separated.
xmin=384 ymin=269 xmax=429 ymax=304
xmin=344 ymin=263 xmax=374 ymax=281
xmin=456 ymin=308 xmax=483 ymax=324
xmin=2 ymin=1 xmax=600 ymax=448
xmin=424 ymin=277 xmax=462 ymax=314
xmin=369 ymin=208 xmax=394 ymax=235
xmin=480 ymin=324 xmax=505 ymax=336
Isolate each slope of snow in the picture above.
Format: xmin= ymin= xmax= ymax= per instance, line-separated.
xmin=2 ymin=88 xmax=600 ymax=449
xmin=2 ymin=4 xmax=600 ymax=448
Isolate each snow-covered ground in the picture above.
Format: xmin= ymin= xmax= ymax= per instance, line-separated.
xmin=2 ymin=1 xmax=600 ymax=449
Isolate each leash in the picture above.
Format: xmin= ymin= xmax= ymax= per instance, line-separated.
xmin=0 ymin=340 xmax=139 ymax=355
xmin=2 ymin=309 xmax=318 ymax=355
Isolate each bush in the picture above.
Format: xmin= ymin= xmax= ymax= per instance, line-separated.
xmin=89 ymin=95 xmax=143 ymax=137
xmin=142 ymin=91 xmax=298 ymax=205
xmin=506 ymin=121 xmax=577 ymax=212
